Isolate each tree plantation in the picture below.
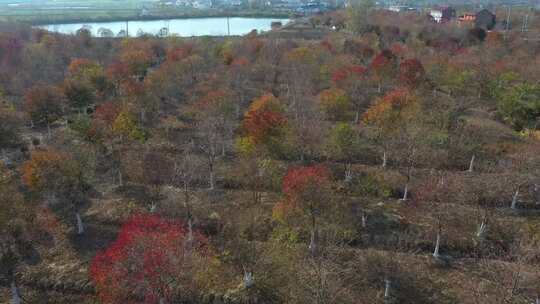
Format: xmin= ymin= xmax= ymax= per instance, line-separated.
xmin=1 ymin=4 xmax=540 ymax=304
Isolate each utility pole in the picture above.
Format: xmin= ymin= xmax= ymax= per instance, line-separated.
xmin=504 ymin=5 xmax=511 ymax=40
xmin=126 ymin=20 xmax=129 ymax=37
xmin=227 ymin=16 xmax=230 ymax=36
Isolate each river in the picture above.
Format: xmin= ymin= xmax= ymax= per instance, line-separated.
xmin=39 ymin=17 xmax=291 ymax=37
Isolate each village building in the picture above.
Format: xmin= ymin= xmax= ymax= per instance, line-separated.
xmin=429 ymin=6 xmax=456 ymax=23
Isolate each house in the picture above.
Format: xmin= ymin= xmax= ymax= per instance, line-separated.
xmin=475 ymin=9 xmax=496 ymax=30
xmin=193 ymin=0 xmax=212 ymax=9
xmin=387 ymin=5 xmax=407 ymax=12
xmin=458 ymin=13 xmax=476 ymax=24
xmin=430 ymin=6 xmax=456 ymax=23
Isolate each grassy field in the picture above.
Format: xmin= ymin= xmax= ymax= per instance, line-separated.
xmin=0 ymin=0 xmax=291 ymax=24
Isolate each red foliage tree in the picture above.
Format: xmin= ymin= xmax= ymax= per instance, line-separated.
xmin=370 ymin=49 xmax=398 ymax=92
xmin=241 ymin=94 xmax=287 ymax=148
xmin=90 ymin=214 xmax=209 ymax=304
xmin=399 ymin=58 xmax=426 ymax=88
xmin=274 ymin=165 xmax=331 ymax=254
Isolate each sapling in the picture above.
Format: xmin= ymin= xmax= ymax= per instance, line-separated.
xmin=476 ymin=220 xmax=487 ymax=239
xmin=511 ymin=188 xmax=520 ymax=210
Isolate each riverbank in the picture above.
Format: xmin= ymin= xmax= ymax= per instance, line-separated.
xmin=0 ymin=8 xmax=292 ymax=26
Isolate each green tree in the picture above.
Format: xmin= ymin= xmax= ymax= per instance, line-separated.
xmin=496 ymin=83 xmax=540 ymax=131
xmin=327 ymin=123 xmax=360 ymax=182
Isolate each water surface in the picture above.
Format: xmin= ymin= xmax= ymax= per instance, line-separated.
xmin=40 ymin=17 xmax=290 ymax=37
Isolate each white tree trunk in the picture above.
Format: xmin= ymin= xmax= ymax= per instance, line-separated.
xmin=433 ymin=233 xmax=441 ymax=258
xmin=536 ymin=295 xmax=540 ymax=304
xmin=511 ymin=189 xmax=519 ymax=210
xmin=382 ymin=151 xmax=387 ymax=168
xmin=438 ymin=175 xmax=445 ymax=187
xmin=344 ymin=163 xmax=352 ymax=182
xmin=118 ymin=170 xmax=123 ymax=186
xmin=47 ymin=122 xmax=52 ymax=139
xmin=308 ymin=229 xmax=317 ymax=255
xmin=384 ymin=279 xmax=391 ymax=298
xmin=401 ymin=184 xmax=409 ymax=201
xmin=11 ymin=281 xmax=21 ymax=304
xmin=468 ymin=155 xmax=475 ymax=172
xmin=243 ymin=270 xmax=254 ymax=289
xmin=361 ymin=213 xmax=367 ymax=228
xmin=76 ymin=212 xmax=84 ymax=235
xmin=477 ymin=221 xmax=487 ymax=239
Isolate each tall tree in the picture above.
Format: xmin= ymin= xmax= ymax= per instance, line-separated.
xmin=273 ymin=165 xmax=332 ymax=255
xmin=23 ymin=85 xmax=64 ymax=138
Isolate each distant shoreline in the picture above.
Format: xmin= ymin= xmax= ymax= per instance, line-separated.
xmin=0 ymin=10 xmax=293 ymax=26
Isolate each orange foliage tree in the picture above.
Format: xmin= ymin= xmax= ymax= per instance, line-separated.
xmin=239 ymin=94 xmax=287 ymax=157
xmin=318 ymin=88 xmax=351 ymax=121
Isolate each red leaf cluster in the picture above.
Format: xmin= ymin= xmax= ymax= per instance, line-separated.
xmin=399 ymin=58 xmax=425 ymax=88
xmin=331 ymin=65 xmax=367 ymax=84
xmin=166 ymin=45 xmax=194 ymax=62
xmin=282 ymin=165 xmax=330 ymax=197
xmin=274 ymin=165 xmax=331 ymax=221
xmin=89 ymin=214 xmax=207 ymax=304
xmin=370 ymin=49 xmax=396 ymax=71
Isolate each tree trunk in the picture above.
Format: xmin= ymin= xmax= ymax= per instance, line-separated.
xmin=187 ymin=217 xmax=193 ymax=242
xmin=433 ymin=232 xmax=441 ymax=258
xmin=308 ymin=229 xmax=317 ymax=256
xmin=401 ymin=183 xmax=408 ymax=201
xmin=477 ymin=221 xmax=487 ymax=239
xmin=511 ymin=189 xmax=519 ymax=210
xmin=384 ymin=279 xmax=391 ymax=298
xmin=382 ymin=150 xmax=387 ymax=168
xmin=209 ymin=163 xmax=215 ymax=190
xmin=354 ymin=109 xmax=360 ymax=124
xmin=344 ymin=163 xmax=352 ymax=182
xmin=76 ymin=212 xmax=84 ymax=235
xmin=361 ymin=212 xmax=367 ymax=228
xmin=468 ymin=155 xmax=475 ymax=172
xmin=118 ymin=170 xmax=123 ymax=186
xmin=243 ymin=270 xmax=254 ymax=289
xmin=536 ymin=295 xmax=540 ymax=304
xmin=159 ymin=297 xmax=166 ymax=304
xmin=47 ymin=121 xmax=52 ymax=139
xmin=11 ymin=281 xmax=21 ymax=304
